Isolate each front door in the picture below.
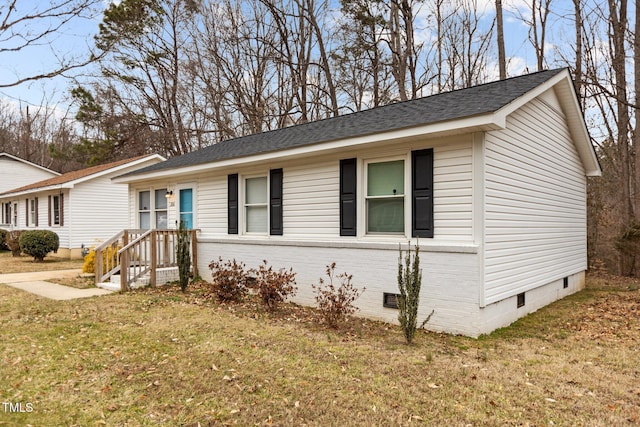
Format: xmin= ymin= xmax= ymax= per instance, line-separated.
xmin=179 ymin=188 xmax=193 ymax=229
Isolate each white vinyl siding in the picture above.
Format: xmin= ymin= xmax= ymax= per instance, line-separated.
xmin=136 ymin=142 xmax=473 ymax=242
xmin=283 ymin=160 xmax=340 ymax=237
xmin=0 ymin=156 xmax=58 ymax=194
xmin=483 ymin=95 xmax=587 ymax=304
xmin=433 ymin=140 xmax=474 ymax=241
xmin=69 ymin=176 xmax=129 ymax=249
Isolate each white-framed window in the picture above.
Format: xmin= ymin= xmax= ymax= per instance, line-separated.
xmin=1 ymin=202 xmax=9 ymax=225
xmin=154 ymin=189 xmax=168 ymax=229
xmin=29 ymin=198 xmax=37 ymax=227
xmin=52 ymin=195 xmax=61 ymax=226
xmin=244 ymin=176 xmax=268 ymax=233
xmin=365 ymin=159 xmax=405 ymax=234
xmin=138 ymin=188 xmax=168 ymax=229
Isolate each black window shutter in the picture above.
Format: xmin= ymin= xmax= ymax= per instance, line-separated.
xmin=48 ymin=195 xmax=52 ymax=226
xmin=228 ymin=174 xmax=239 ymax=234
xmin=412 ymin=149 xmax=434 ymax=238
xmin=270 ymin=168 xmax=283 ymax=236
xmin=340 ymin=158 xmax=357 ymax=236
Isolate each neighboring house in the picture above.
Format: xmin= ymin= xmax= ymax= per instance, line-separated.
xmin=0 ymin=153 xmax=60 ymax=226
xmin=114 ymin=68 xmax=601 ymax=337
xmin=0 ymin=155 xmax=165 ymax=259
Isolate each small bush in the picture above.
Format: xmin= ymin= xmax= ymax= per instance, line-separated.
xmin=176 ymin=221 xmax=191 ymax=292
xmin=397 ymin=243 xmax=433 ymax=344
xmin=19 ymin=230 xmax=59 ymax=262
xmin=6 ymin=230 xmax=22 ymax=257
xmin=312 ymin=263 xmax=365 ymax=328
xmin=82 ymin=246 xmax=121 ymax=274
xmin=253 ymin=260 xmax=297 ymax=311
xmin=209 ymin=257 xmax=250 ymax=302
xmin=0 ymin=229 xmax=7 ymax=251
xmin=82 ymin=249 xmax=96 ymax=274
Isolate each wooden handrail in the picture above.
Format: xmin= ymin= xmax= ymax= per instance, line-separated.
xmin=97 ymin=228 xmax=198 ymax=290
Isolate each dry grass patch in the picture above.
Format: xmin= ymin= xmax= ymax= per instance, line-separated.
xmin=0 ymin=274 xmax=639 ymax=426
xmin=47 ymin=275 xmax=96 ymax=289
xmin=0 ymin=251 xmax=83 ymax=274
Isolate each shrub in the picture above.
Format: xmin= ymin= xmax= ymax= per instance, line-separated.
xmin=397 ymin=243 xmax=433 ymax=344
xmin=19 ymin=230 xmax=59 ymax=262
xmin=82 ymin=249 xmax=96 ymax=273
xmin=252 ymin=260 xmax=297 ymax=311
xmin=82 ymin=246 xmax=121 ymax=275
xmin=6 ymin=230 xmax=22 ymax=257
xmin=312 ymin=263 xmax=365 ymax=328
xmin=176 ymin=221 xmax=191 ymax=292
xmin=209 ymin=257 xmax=250 ymax=302
xmin=0 ymin=229 xmax=7 ymax=251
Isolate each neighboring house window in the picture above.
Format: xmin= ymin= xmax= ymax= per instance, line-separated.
xmin=245 ymin=176 xmax=268 ymax=233
xmin=138 ymin=189 xmax=168 ymax=229
xmin=48 ymin=195 xmax=62 ymax=226
xmin=53 ymin=196 xmax=60 ymax=225
xmin=27 ymin=198 xmax=38 ymax=227
xmin=366 ymin=159 xmax=405 ymax=234
xmin=1 ymin=203 xmax=9 ymax=225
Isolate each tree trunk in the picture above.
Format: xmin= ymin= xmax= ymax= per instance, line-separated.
xmin=496 ymin=0 xmax=506 ymax=79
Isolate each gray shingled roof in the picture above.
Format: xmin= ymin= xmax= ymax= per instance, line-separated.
xmin=126 ymin=68 xmax=565 ymax=177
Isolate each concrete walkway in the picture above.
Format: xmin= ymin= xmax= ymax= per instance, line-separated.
xmin=0 ymin=269 xmax=114 ymax=300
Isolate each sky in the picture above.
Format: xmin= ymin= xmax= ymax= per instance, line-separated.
xmin=0 ymin=0 xmax=584 ymax=116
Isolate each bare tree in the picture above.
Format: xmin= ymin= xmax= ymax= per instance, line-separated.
xmin=0 ymin=0 xmax=103 ymax=88
xmin=94 ymin=0 xmax=199 ymax=156
xmin=441 ymin=0 xmax=494 ymax=89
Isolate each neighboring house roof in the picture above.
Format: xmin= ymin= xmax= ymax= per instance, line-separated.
xmin=0 ymin=154 xmax=165 ymax=197
xmin=117 ymin=68 xmax=601 ymax=181
xmin=0 ymin=152 xmax=60 ymax=176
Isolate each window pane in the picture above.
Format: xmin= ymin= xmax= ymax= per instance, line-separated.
xmin=368 ymin=160 xmax=404 ymax=196
xmin=155 ymin=189 xmax=167 ymax=209
xmin=367 ymin=198 xmax=404 ymax=233
xmin=140 ymin=212 xmax=151 ymax=229
xmin=246 ymin=177 xmax=267 ymax=204
xmin=246 ymin=206 xmax=267 ymax=233
xmin=156 ymin=211 xmax=167 ymax=229
xmin=53 ymin=196 xmax=60 ymax=225
xmin=139 ymin=191 xmax=150 ymax=211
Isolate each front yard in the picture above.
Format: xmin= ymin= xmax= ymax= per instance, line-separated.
xmin=0 ymin=251 xmax=84 ymax=274
xmin=0 ymin=268 xmax=639 ymax=425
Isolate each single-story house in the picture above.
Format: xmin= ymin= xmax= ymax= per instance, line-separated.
xmin=0 ymin=153 xmax=60 ymax=224
xmin=114 ymin=68 xmax=601 ymax=337
xmin=0 ymin=154 xmax=164 ymax=259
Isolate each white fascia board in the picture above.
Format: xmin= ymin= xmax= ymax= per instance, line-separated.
xmin=69 ymin=154 xmax=167 ymax=187
xmin=115 ymin=115 xmax=502 ymax=184
xmin=0 ymin=183 xmax=74 ymax=199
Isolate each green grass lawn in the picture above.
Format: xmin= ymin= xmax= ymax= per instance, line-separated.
xmin=0 ymin=275 xmax=639 ymax=425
